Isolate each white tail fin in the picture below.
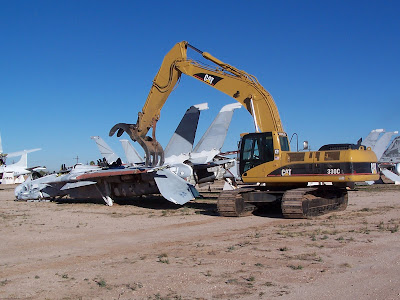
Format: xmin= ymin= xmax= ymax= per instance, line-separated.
xmin=13 ymin=151 xmax=28 ymax=168
xmin=191 ymin=103 xmax=241 ymax=164
xmin=363 ymin=129 xmax=384 ymax=149
xmin=119 ymin=139 xmax=144 ymax=165
xmin=91 ymin=136 xmax=119 ymax=164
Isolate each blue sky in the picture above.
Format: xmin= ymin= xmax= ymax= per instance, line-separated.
xmin=1 ymin=1 xmax=399 ymax=171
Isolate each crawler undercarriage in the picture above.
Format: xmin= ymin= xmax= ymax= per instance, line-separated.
xmin=217 ymin=186 xmax=348 ymax=218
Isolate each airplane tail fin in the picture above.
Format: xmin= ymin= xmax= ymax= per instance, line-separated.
xmin=363 ymin=129 xmax=384 ymax=149
xmin=91 ymin=136 xmax=120 ymax=164
xmin=373 ymin=131 xmax=398 ymax=160
xmin=164 ymin=103 xmax=209 ymax=161
xmin=14 ymin=151 xmax=28 ymax=168
xmin=119 ymin=139 xmax=144 ymax=165
xmin=192 ymin=103 xmax=241 ymax=161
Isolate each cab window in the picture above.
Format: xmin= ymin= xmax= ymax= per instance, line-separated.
xmin=279 ymin=136 xmax=290 ymax=151
xmin=240 ymin=132 xmax=274 ymax=174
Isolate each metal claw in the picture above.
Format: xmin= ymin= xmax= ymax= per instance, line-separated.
xmin=109 ymin=122 xmax=164 ymax=167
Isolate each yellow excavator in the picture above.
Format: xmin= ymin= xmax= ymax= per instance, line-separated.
xmin=110 ymin=41 xmax=379 ymax=218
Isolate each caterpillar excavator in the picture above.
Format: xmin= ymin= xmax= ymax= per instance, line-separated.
xmin=110 ymin=41 xmax=379 ymax=218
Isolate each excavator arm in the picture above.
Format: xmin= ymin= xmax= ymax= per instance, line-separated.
xmin=110 ymin=41 xmax=284 ymax=166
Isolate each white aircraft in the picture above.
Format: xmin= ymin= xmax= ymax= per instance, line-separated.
xmin=0 ymin=133 xmax=42 ymax=184
xmin=0 ymin=149 xmax=42 ymax=184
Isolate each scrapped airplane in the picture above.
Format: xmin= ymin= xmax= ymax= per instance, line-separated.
xmin=15 ymin=103 xmax=209 ymax=205
xmin=0 ymin=150 xmax=42 ymax=184
xmin=16 ymin=102 xmax=241 ymax=206
xmin=0 ymin=132 xmax=43 ymax=184
xmin=14 ymin=163 xmax=198 ymax=206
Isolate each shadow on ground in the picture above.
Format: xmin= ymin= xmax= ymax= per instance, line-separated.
xmin=53 ymin=195 xmax=219 ymax=216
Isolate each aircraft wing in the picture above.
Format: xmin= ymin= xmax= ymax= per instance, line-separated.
xmin=27 ymin=166 xmax=46 ymax=172
xmin=75 ymin=167 xmax=151 ymax=180
xmin=60 ymin=181 xmax=97 ymax=190
xmin=154 ymin=169 xmax=199 ymax=205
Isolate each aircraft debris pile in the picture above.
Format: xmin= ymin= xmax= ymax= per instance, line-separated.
xmin=15 ymin=103 xmax=241 ymax=206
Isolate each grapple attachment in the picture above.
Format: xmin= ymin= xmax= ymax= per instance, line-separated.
xmin=109 ymin=122 xmax=164 ymax=167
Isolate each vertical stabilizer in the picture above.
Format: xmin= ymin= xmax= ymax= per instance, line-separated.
xmin=373 ymin=131 xmax=398 ymax=160
xmin=164 ymin=103 xmax=209 ymax=162
xmin=193 ymin=103 xmax=241 ymax=154
xmin=363 ymin=129 xmax=384 ymax=149
xmin=120 ymin=139 xmax=144 ymax=165
xmin=14 ymin=151 xmax=28 ymax=168
xmin=91 ymin=136 xmax=120 ymax=164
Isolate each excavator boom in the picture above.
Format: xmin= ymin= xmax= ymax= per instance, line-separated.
xmin=138 ymin=41 xmax=283 ymax=135
xmin=110 ymin=41 xmax=284 ymax=166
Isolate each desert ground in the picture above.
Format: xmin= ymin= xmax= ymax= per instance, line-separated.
xmin=1 ymin=183 xmax=400 ymax=300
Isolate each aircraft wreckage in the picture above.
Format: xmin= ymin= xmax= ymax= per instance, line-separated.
xmin=15 ymin=103 xmax=241 ymax=205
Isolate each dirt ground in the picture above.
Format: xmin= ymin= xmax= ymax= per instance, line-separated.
xmin=1 ymin=183 xmax=400 ymax=300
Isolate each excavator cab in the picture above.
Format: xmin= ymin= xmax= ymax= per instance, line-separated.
xmin=239 ymin=132 xmax=274 ymax=174
xmin=239 ymin=132 xmax=290 ymax=175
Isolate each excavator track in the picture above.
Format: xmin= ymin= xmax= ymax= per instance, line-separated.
xmin=281 ymin=187 xmax=348 ymax=219
xmin=217 ymin=188 xmax=256 ymax=217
